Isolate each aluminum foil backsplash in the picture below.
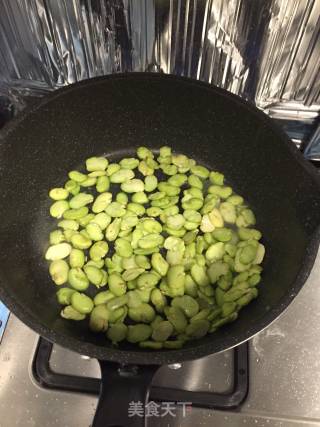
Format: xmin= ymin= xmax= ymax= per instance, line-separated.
xmin=0 ymin=0 xmax=319 ymax=158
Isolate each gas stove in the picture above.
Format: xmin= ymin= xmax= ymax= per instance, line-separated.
xmin=0 ymin=248 xmax=319 ymax=426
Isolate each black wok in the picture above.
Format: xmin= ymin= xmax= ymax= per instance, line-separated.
xmin=0 ymin=73 xmax=319 ymax=427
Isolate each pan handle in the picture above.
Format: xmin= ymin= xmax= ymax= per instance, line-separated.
xmin=92 ymin=360 xmax=159 ymax=427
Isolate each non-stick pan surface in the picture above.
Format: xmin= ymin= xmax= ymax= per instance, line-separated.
xmin=0 ymin=73 xmax=319 ymax=367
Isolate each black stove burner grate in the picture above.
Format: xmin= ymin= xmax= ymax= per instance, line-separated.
xmin=32 ymin=337 xmax=249 ymax=409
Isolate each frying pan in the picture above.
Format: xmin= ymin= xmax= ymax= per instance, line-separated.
xmin=0 ymin=73 xmax=319 ymax=427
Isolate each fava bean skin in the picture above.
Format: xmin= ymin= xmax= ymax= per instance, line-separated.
xmin=47 ymin=146 xmax=264 ymax=349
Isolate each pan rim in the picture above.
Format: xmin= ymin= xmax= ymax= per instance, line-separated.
xmin=0 ymin=72 xmax=319 ymax=364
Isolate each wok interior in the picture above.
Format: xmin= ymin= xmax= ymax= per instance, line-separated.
xmin=0 ymin=75 xmax=319 ymax=358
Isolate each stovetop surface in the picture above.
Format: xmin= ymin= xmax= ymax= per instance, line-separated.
xmin=0 ymin=248 xmax=319 ymax=426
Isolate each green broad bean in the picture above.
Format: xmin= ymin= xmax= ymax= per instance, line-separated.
xmin=69 ymin=171 xmax=87 ymax=183
xmin=146 ymin=207 xmax=162 ymax=217
xmin=185 ymin=275 xmax=198 ymax=298
xmin=207 ymin=261 xmax=229 ymax=283
xmin=209 ymin=171 xmax=224 ymax=185
xmin=69 ymin=193 xmax=94 ymax=209
xmin=127 ymin=203 xmax=146 ymax=216
xmin=137 ymin=272 xmax=159 ymax=289
xmin=151 ymin=253 xmax=169 ymax=277
xmin=84 ymin=265 xmax=103 ymax=286
xmin=61 ymin=306 xmax=86 ymax=321
xmin=132 ymin=192 xmax=148 ymax=204
xmin=88 ymin=170 xmax=106 ymax=177
xmin=89 ymin=305 xmax=109 ymax=332
xmin=248 ymin=274 xmax=261 ymax=287
xmin=138 ymin=234 xmax=164 ymax=249
xmin=190 ymin=164 xmax=209 ymax=179
xmin=234 ymin=250 xmax=251 ymax=273
xmin=134 ymin=247 xmax=159 ymax=256
xmin=107 ymin=323 xmax=128 ymax=343
xmin=139 ymin=341 xmax=163 ymax=349
xmin=119 ymin=157 xmax=139 ymax=169
xmin=96 ymin=176 xmax=110 ymax=193
xmin=128 ymin=303 xmax=155 ymax=323
xmin=70 ymin=233 xmax=92 ymax=249
xmin=109 ymin=306 xmax=127 ymax=323
xmin=94 ymin=291 xmax=115 ymax=306
xmin=109 ymin=168 xmax=134 ymax=183
xmin=167 ymin=265 xmax=186 ymax=290
xmin=200 ymin=214 xmax=215 ymax=232
xmin=58 ymin=219 xmax=79 ymax=231
xmin=225 ymin=243 xmax=237 ymax=257
xmin=195 ymin=254 xmax=206 ymax=267
xmin=115 ymin=238 xmax=133 ymax=257
xmin=50 ymin=230 xmax=65 ymax=245
xmin=172 ymin=295 xmax=199 ymax=318
xmin=63 ymin=206 xmax=89 ymax=220
xmin=166 ymin=214 xmax=185 ymax=230
xmin=50 ymin=200 xmax=69 ymax=218
xmin=138 ymin=160 xmax=153 ymax=176
xmin=122 ymin=256 xmax=138 ymax=270
xmin=164 ymin=306 xmax=188 ymax=333
xmin=212 ymin=228 xmax=232 ymax=242
xmin=122 ymin=268 xmax=144 ymax=281
xmin=253 ymin=243 xmax=265 ymax=264
xmin=108 ymin=273 xmax=127 ymax=296
xmin=186 ymin=319 xmax=210 ymax=338
xmin=183 ymin=230 xmax=198 ymax=245
xmin=45 ymin=243 xmax=72 ymax=260
xmin=236 ymin=208 xmax=256 ymax=227
xmin=100 ymin=269 xmax=108 ymax=286
xmin=209 ymin=312 xmax=238 ymax=332
xmin=183 ymin=209 xmax=201 ymax=223
xmin=85 ymin=259 xmax=104 ymax=269
xmin=107 ymin=295 xmax=128 ymax=311
xmin=217 ymin=273 xmax=232 ymax=291
xmin=63 ymin=229 xmax=76 ymax=242
xmin=105 ymin=218 xmax=122 ymax=241
xmin=69 ymin=248 xmax=85 ymax=268
xmin=215 ymin=287 xmax=225 ymax=307
xmin=191 ymin=264 xmax=210 ymax=287
xmin=182 ymin=198 xmax=203 ymax=211
xmin=161 ymin=164 xmax=178 ymax=175
xmin=137 ymin=146 xmax=153 ymax=159
xmin=121 ymin=179 xmax=144 ymax=193
xmin=80 ymin=177 xmax=96 ymax=187
xmin=166 ymin=249 xmax=184 ymax=266
xmin=127 ymin=324 xmax=152 ymax=343
xmin=152 ymin=321 xmax=173 ymax=342
xmin=71 ymin=292 xmax=94 ymax=314
xmin=90 ymin=213 xmax=111 ymax=230
xmin=115 ymin=193 xmax=128 ymax=207
xmin=159 ymin=146 xmax=171 ymax=157
xmin=206 ymin=242 xmax=225 ymax=262
xmin=163 ymin=227 xmax=186 ymax=238
xmin=85 ymin=223 xmax=103 ymax=241
xmin=158 ymin=182 xmax=180 ymax=197
xmin=68 ymin=268 xmax=89 ymax=291
xmin=91 ymin=192 xmax=112 ymax=213
xmin=150 ymin=289 xmax=167 ymax=312
xmin=238 ymin=227 xmax=261 ymax=241
xmin=49 ymin=188 xmax=69 ymax=200
xmin=49 ymin=260 xmax=69 ymax=285
xmin=142 ymin=218 xmax=162 ymax=234
xmin=136 ymin=288 xmax=152 ymax=303
xmin=106 ymin=163 xmax=121 ymax=176
xmin=208 ymin=185 xmax=232 ymax=199
xmin=171 ymin=154 xmax=189 ymax=168
xmin=56 ymin=288 xmax=76 ymax=305
xmin=77 ymin=214 xmax=94 ymax=227
xmin=127 ymin=290 xmax=143 ymax=308
xmin=221 ymin=301 xmax=237 ymax=317
xmin=86 ymin=157 xmax=108 ymax=172
xmin=135 ymin=255 xmax=151 ymax=270
xmin=105 ymin=201 xmax=126 ymax=218
xmin=219 ymin=202 xmax=236 ymax=224
xmin=64 ymin=180 xmax=80 ymax=196
xmin=239 ymin=244 xmax=258 ymax=264
xmin=190 ymin=308 xmax=211 ymax=322
xmin=188 ymin=174 xmax=203 ymax=189
xmin=167 ymin=174 xmax=187 ymax=187
xmin=227 ymin=195 xmax=244 ymax=205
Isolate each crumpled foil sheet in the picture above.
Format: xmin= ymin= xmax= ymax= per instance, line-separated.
xmin=0 ymin=0 xmax=319 ymax=155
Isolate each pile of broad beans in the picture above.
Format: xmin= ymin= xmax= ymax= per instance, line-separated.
xmin=45 ymin=146 xmax=265 ymax=350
